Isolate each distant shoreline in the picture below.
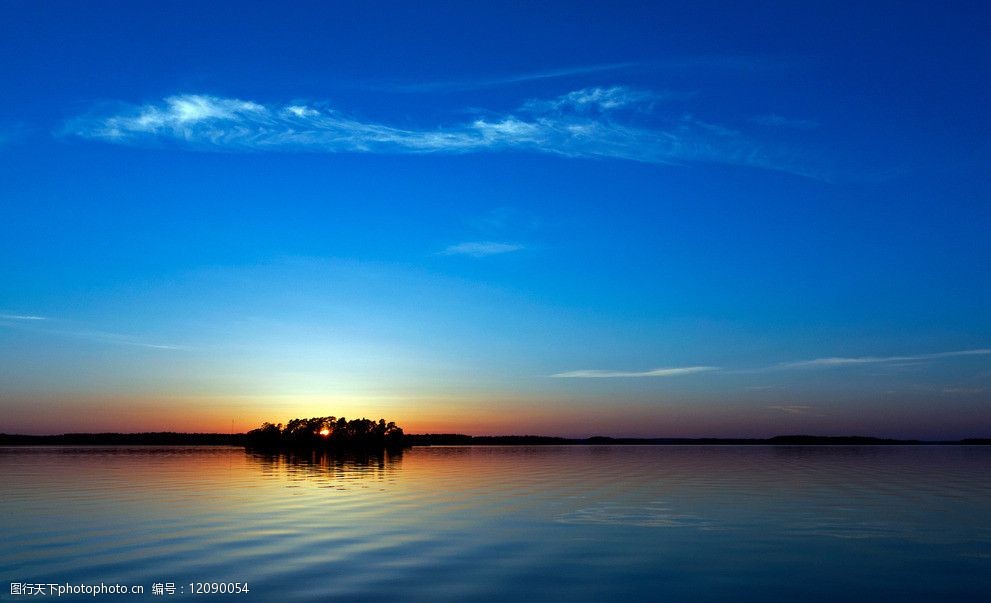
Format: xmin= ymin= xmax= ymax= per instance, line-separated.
xmin=1 ymin=432 xmax=988 ymax=446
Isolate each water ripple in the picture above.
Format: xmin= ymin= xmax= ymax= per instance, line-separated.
xmin=2 ymin=445 xmax=989 ymax=602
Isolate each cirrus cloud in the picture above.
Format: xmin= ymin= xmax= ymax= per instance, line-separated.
xmin=775 ymin=348 xmax=991 ymax=370
xmin=552 ymin=348 xmax=991 ymax=380
xmin=441 ymin=242 xmax=524 ymax=258
xmin=65 ymin=88 xmax=818 ymax=177
xmin=551 ymin=366 xmax=718 ymax=378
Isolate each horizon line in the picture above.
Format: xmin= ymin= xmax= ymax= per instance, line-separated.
xmin=2 ymin=430 xmax=987 ymax=444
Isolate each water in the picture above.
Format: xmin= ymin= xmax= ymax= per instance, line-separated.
xmin=2 ymin=445 xmax=989 ymax=601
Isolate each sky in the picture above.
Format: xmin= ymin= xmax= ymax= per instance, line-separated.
xmin=1 ymin=1 xmax=990 ymax=438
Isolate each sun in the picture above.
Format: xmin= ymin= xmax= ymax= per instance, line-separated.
xmin=319 ymin=428 xmax=331 ymax=437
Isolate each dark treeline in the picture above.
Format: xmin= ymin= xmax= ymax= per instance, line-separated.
xmin=243 ymin=416 xmax=405 ymax=450
xmin=0 ymin=432 xmax=243 ymax=445
xmin=406 ymin=434 xmax=952 ymax=446
xmin=2 ymin=432 xmax=988 ymax=446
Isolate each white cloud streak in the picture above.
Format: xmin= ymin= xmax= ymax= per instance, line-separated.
xmin=776 ymin=349 xmax=991 ymax=370
xmin=59 ymin=329 xmax=184 ymax=351
xmin=942 ymin=387 xmax=985 ymax=395
xmin=0 ymin=313 xmax=47 ymax=321
xmin=441 ymin=241 xmax=524 ymax=258
xmin=66 ymin=88 xmax=816 ymax=176
xmin=0 ymin=314 xmax=181 ymax=350
xmin=551 ymin=366 xmax=718 ymax=378
xmin=553 ymin=349 xmax=990 ymax=379
xmin=521 ymin=86 xmax=665 ymax=114
xmin=767 ymin=405 xmax=814 ymax=414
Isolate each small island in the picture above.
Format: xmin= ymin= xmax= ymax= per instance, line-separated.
xmin=243 ymin=416 xmax=405 ymax=451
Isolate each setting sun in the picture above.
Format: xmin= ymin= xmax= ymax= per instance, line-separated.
xmin=319 ymin=428 xmax=330 ymax=437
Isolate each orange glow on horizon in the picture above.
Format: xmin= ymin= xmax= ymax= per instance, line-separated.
xmin=3 ymin=392 xmax=983 ymax=440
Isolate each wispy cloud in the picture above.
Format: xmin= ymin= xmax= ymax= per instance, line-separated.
xmin=767 ymin=405 xmax=814 ymax=414
xmin=78 ymin=330 xmax=184 ymax=350
xmin=776 ymin=349 xmax=991 ymax=370
xmin=942 ymin=387 xmax=985 ymax=395
xmin=0 ymin=314 xmax=181 ymax=350
xmin=441 ymin=241 xmax=523 ymax=258
xmin=0 ymin=313 xmax=47 ymax=321
xmin=553 ymin=348 xmax=991 ymax=380
xmin=520 ymin=86 xmax=666 ymax=114
xmin=65 ymin=89 xmax=817 ymax=177
xmin=56 ymin=328 xmax=184 ymax=350
xmin=551 ymin=366 xmax=717 ymax=378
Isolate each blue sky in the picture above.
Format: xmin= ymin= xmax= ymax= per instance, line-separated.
xmin=1 ymin=1 xmax=990 ymax=437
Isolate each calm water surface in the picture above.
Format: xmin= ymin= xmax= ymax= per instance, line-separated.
xmin=1 ymin=445 xmax=989 ymax=601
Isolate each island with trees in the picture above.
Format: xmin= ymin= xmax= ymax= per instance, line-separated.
xmin=243 ymin=416 xmax=405 ymax=450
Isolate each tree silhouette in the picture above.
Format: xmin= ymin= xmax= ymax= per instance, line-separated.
xmin=245 ymin=415 xmax=404 ymax=450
